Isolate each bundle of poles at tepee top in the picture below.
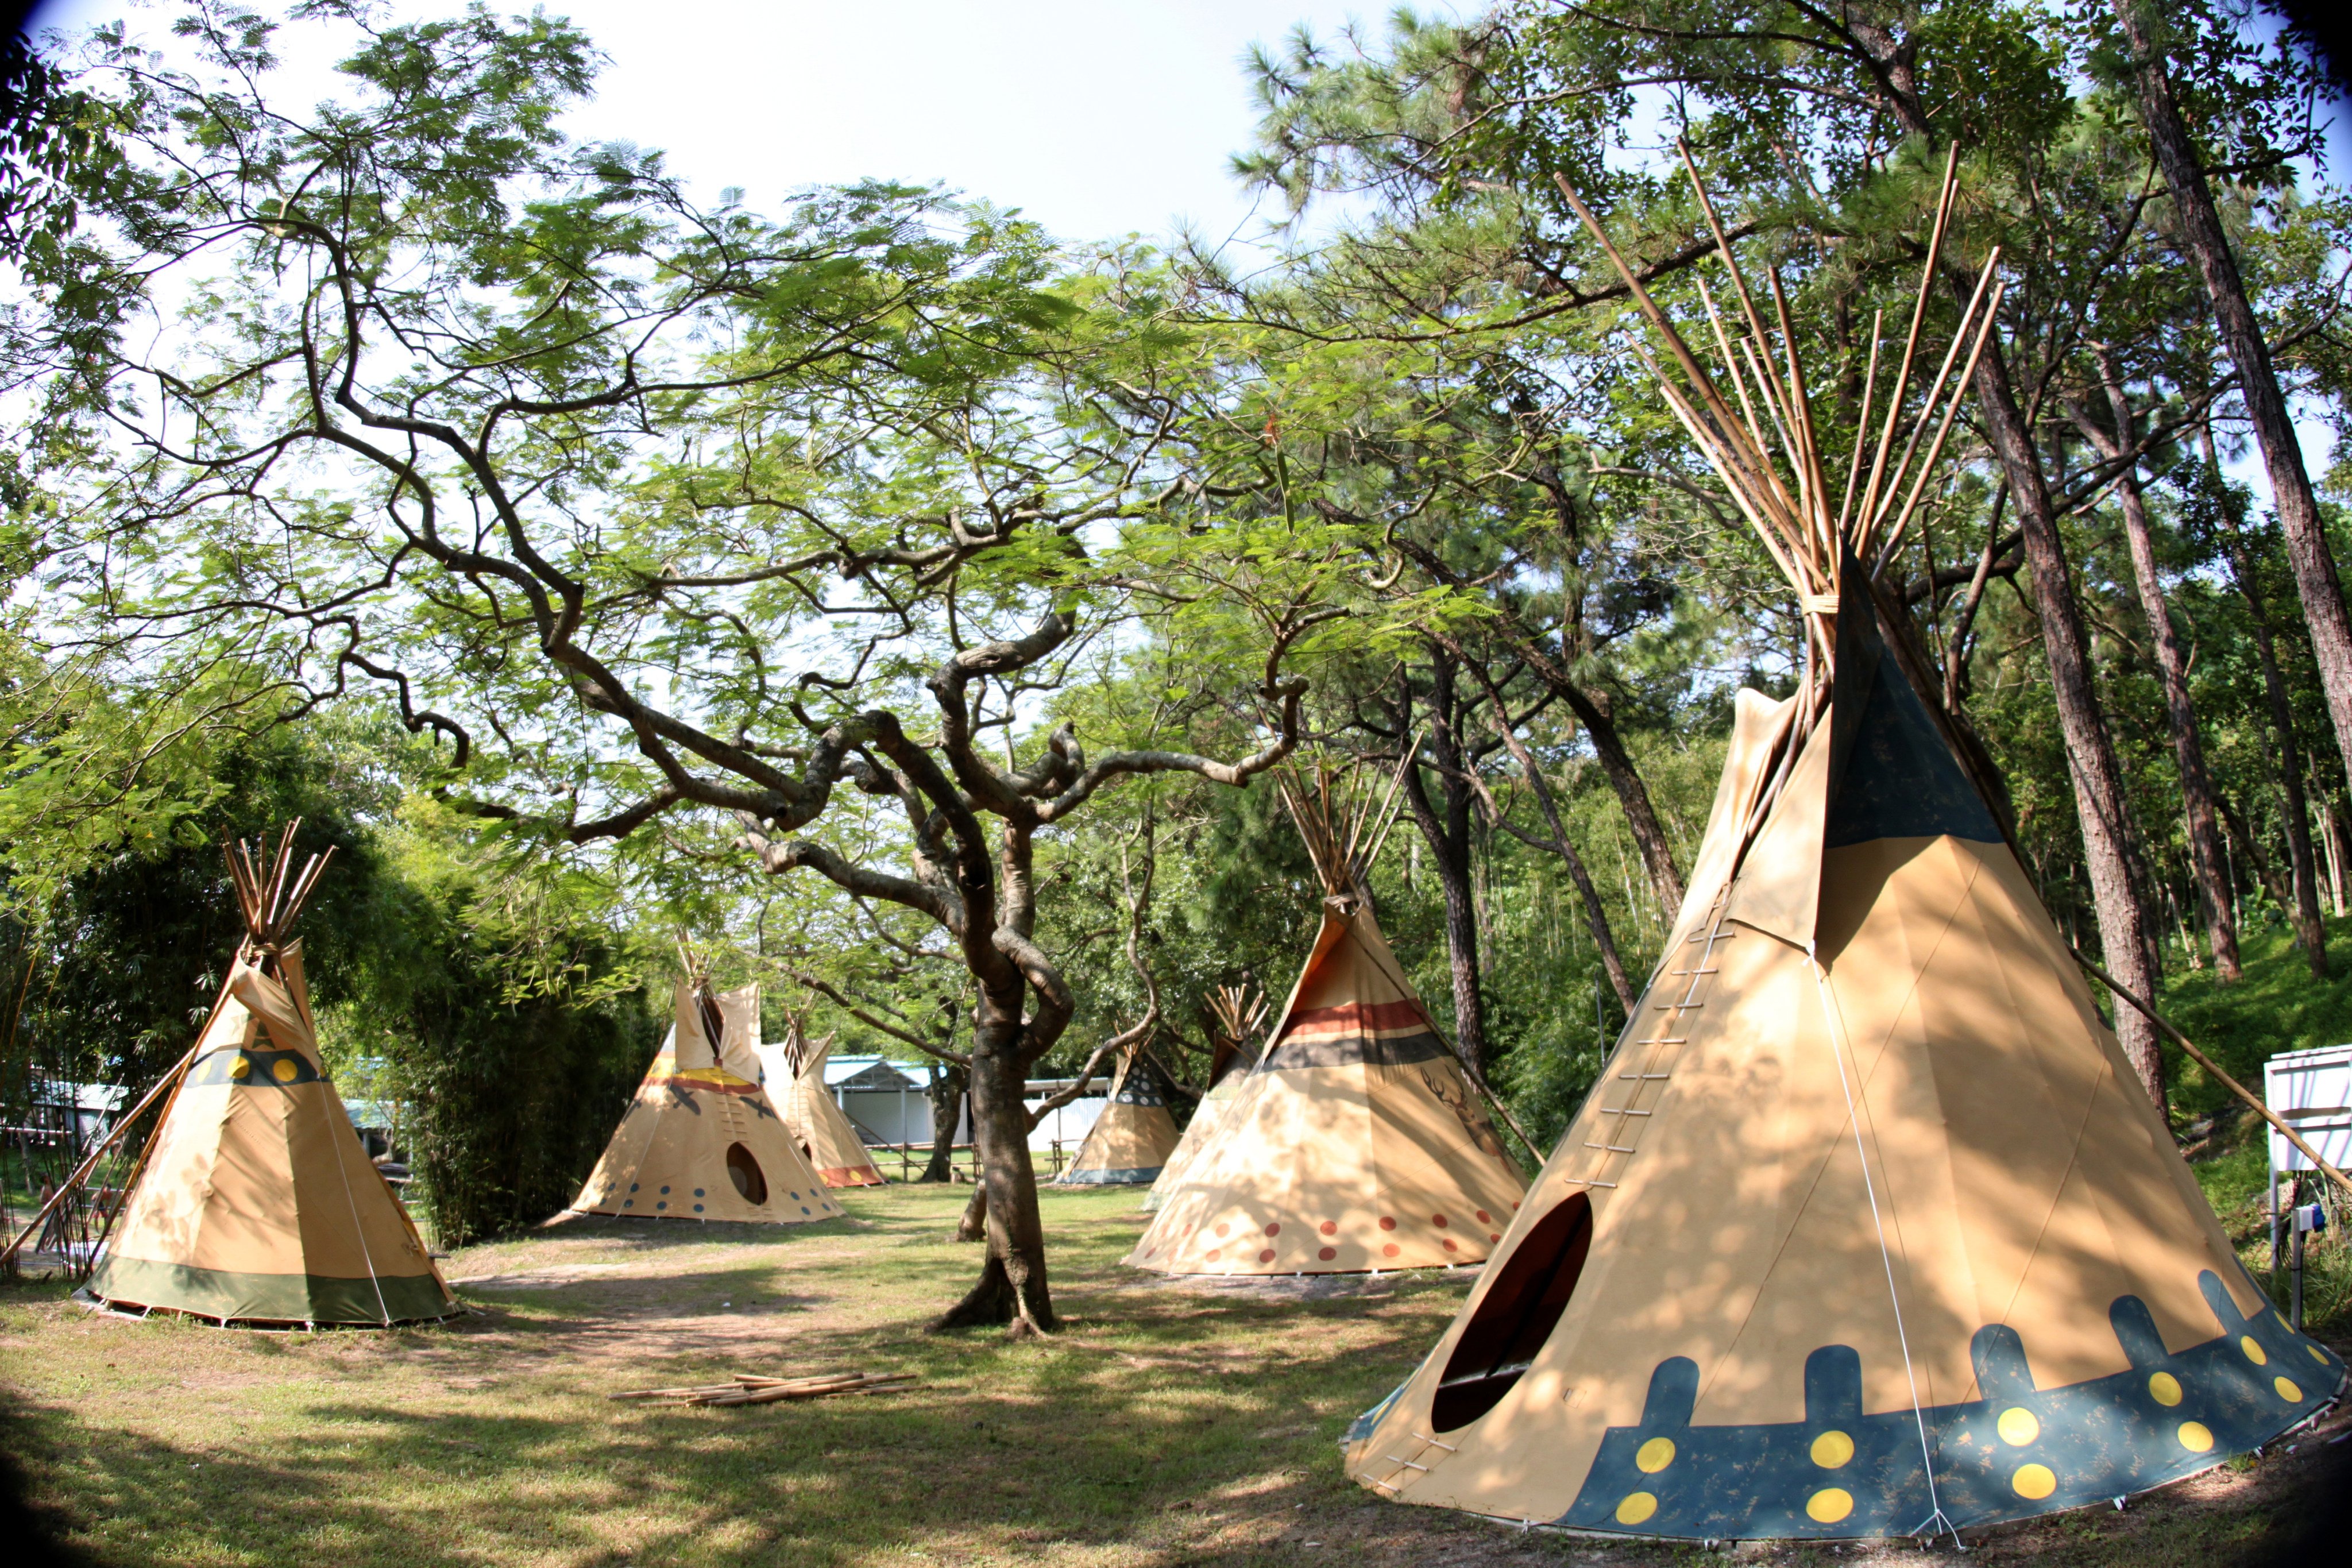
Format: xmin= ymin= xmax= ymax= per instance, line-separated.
xmin=226 ymin=821 xmax=334 ymax=960
xmin=1553 ymin=142 xmax=2002 ymax=733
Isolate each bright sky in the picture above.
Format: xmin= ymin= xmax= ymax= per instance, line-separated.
xmin=29 ymin=0 xmax=1431 ymax=256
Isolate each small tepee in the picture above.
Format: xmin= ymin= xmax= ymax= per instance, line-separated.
xmin=1141 ymin=984 xmax=1266 ymax=1212
xmin=758 ymin=1026 xmax=887 ymax=1188
xmin=84 ymin=827 xmax=459 ymax=1326
xmin=1057 ymin=1042 xmax=1181 ymax=1185
xmin=571 ymin=967 xmax=840 ymax=1223
xmin=1343 ymin=152 xmax=2345 ymax=1540
xmin=1127 ymin=768 xmax=1528 ymax=1273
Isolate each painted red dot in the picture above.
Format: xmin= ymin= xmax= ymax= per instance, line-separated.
xmin=1489 ymin=1233 xmax=1501 ymax=1243
xmin=1319 ymin=1221 xmax=1338 ymax=1236
xmin=1378 ymin=1216 xmax=1397 ymax=1231
xmin=1382 ymin=1243 xmax=1401 ymax=1258
xmin=1442 ymin=1237 xmax=1459 ymax=1253
xmin=1264 ymin=1222 xmax=1281 ymax=1237
xmin=1206 ymin=1249 xmax=1221 ymax=1262
xmin=1431 ymin=1214 xmax=1449 ymax=1228
xmin=1476 ymin=1210 xmax=1492 ymax=1225
xmin=1511 ymin=1200 xmax=1521 ymax=1210
xmin=1318 ymin=1246 xmax=1338 ymax=1261
xmin=1215 ymin=1222 xmax=1230 ymax=1238
xmin=1258 ymin=1249 xmax=1276 ymax=1264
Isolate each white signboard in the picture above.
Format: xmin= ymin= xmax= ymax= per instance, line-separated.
xmin=2265 ymin=1044 xmax=2352 ymax=1175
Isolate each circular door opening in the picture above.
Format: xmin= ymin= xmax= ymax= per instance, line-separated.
xmin=725 ymin=1142 xmax=768 ymax=1204
xmin=1432 ymin=1191 xmax=1593 ymax=1431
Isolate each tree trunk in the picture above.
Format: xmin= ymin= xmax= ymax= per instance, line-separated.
xmin=2227 ymin=553 xmax=2330 ymax=976
xmin=920 ymin=1061 xmax=967 ymax=1183
xmin=927 ymin=1017 xmax=1055 ymax=1335
xmin=2114 ymin=1 xmax=2352 ymax=798
xmin=1551 ymin=679 xmax=1685 ymax=913
xmin=1968 ymin=332 xmax=2165 ymax=1105
xmin=1398 ymin=650 xmax=1491 ymax=1076
xmin=2081 ymin=366 xmax=2241 ymax=979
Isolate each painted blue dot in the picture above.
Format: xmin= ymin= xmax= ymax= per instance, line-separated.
xmin=660 ymin=1185 xmax=671 ymax=1194
xmin=693 ymin=1204 xmax=704 ymax=1212
xmin=622 ymin=1199 xmax=634 ymax=1207
xmin=629 ymin=1183 xmax=640 ymax=1192
xmin=656 ymin=1202 xmax=667 ymax=1210
xmin=789 ymin=1191 xmax=801 ymax=1200
xmin=693 ymin=1188 xmax=705 ymax=1198
xmin=800 ymin=1206 xmax=810 ymax=1215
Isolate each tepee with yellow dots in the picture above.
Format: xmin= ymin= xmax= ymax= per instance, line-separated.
xmin=1342 ymin=152 xmax=2344 ymax=1542
xmin=84 ymin=828 xmax=459 ymax=1326
xmin=1126 ymin=769 xmax=1527 ymax=1274
xmin=571 ymin=971 xmax=839 ymax=1225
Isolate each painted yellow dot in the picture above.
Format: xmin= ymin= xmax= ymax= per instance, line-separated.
xmin=2239 ymin=1335 xmax=2268 ymax=1366
xmin=230 ymin=1056 xmax=251 ymax=1078
xmin=2274 ymin=1376 xmax=2303 ymax=1403
xmin=1806 ymin=1488 xmax=1854 ymax=1524
xmin=2010 ymin=1463 xmax=2057 ymax=1500
xmin=1615 ymin=1491 xmax=1658 ymax=1526
xmin=2309 ymin=1343 xmax=2330 ymax=1365
xmin=1810 ymin=1429 xmax=1855 ymax=1469
xmin=2147 ymin=1372 xmax=2183 ymax=1407
xmin=2177 ymin=1421 xmax=2215 ymax=1454
xmin=1997 ymin=1407 xmax=2041 ymax=1446
xmin=1635 ymin=1437 xmax=1675 ymax=1473
xmin=272 ymin=1057 xmax=299 ymax=1083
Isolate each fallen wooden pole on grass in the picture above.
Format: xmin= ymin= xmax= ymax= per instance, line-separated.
xmin=609 ymin=1369 xmax=913 ymax=1407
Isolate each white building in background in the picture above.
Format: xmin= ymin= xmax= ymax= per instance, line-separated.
xmin=771 ymin=1052 xmax=1110 ymax=1157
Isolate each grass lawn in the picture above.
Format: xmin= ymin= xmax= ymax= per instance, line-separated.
xmin=2 ymin=1183 xmax=2345 ymax=1568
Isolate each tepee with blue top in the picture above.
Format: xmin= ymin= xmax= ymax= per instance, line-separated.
xmin=1345 ymin=150 xmax=2344 ymax=1541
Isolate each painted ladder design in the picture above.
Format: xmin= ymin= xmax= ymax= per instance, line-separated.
xmin=1563 ymin=887 xmax=1738 ymax=1193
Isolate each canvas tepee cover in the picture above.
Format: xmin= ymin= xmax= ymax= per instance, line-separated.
xmin=1142 ymin=988 xmax=1264 ymax=1212
xmin=87 ymin=933 xmax=457 ymax=1326
xmin=1128 ymin=890 xmax=1528 ymax=1274
xmin=758 ymin=1031 xmax=887 ymax=1188
xmin=1343 ymin=609 xmax=2347 ymax=1538
xmin=1059 ymin=1047 xmax=1181 ymax=1185
xmin=572 ymin=979 xmax=840 ymax=1223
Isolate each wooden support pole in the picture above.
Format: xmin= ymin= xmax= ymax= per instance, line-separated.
xmin=2072 ymin=947 xmax=2351 ymax=1195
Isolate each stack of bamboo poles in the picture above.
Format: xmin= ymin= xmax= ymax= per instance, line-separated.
xmin=609 ymin=1369 xmax=913 ymax=1408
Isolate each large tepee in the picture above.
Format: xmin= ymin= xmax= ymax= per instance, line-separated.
xmin=572 ymin=971 xmax=840 ymax=1223
xmin=1141 ymin=984 xmax=1265 ymax=1212
xmin=757 ymin=1027 xmax=887 ymax=1188
xmin=1343 ymin=153 xmax=2344 ymax=1540
xmin=1128 ymin=771 xmax=1528 ymax=1273
xmin=1057 ymin=1042 xmax=1180 ymax=1185
xmin=84 ymin=828 xmax=459 ymax=1326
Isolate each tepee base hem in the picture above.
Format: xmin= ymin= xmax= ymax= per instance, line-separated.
xmin=570 ymin=1206 xmax=839 ymax=1226
xmin=1127 ymin=1257 xmax=1486 ymax=1279
xmin=813 ymin=1167 xmax=889 ymax=1187
xmin=80 ymin=1258 xmax=459 ymax=1326
xmin=1057 ymin=1165 xmax=1165 ymax=1185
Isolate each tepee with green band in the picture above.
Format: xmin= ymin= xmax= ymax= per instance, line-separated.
xmin=85 ymin=828 xmax=459 ymax=1327
xmin=1343 ymin=150 xmax=2344 ymax=1542
xmin=1057 ymin=1042 xmax=1180 ymax=1186
xmin=571 ymin=971 xmax=840 ymax=1224
xmin=1128 ymin=766 xmax=1527 ymax=1274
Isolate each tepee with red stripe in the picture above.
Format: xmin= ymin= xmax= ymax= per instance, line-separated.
xmin=1127 ymin=768 xmax=1526 ymax=1275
